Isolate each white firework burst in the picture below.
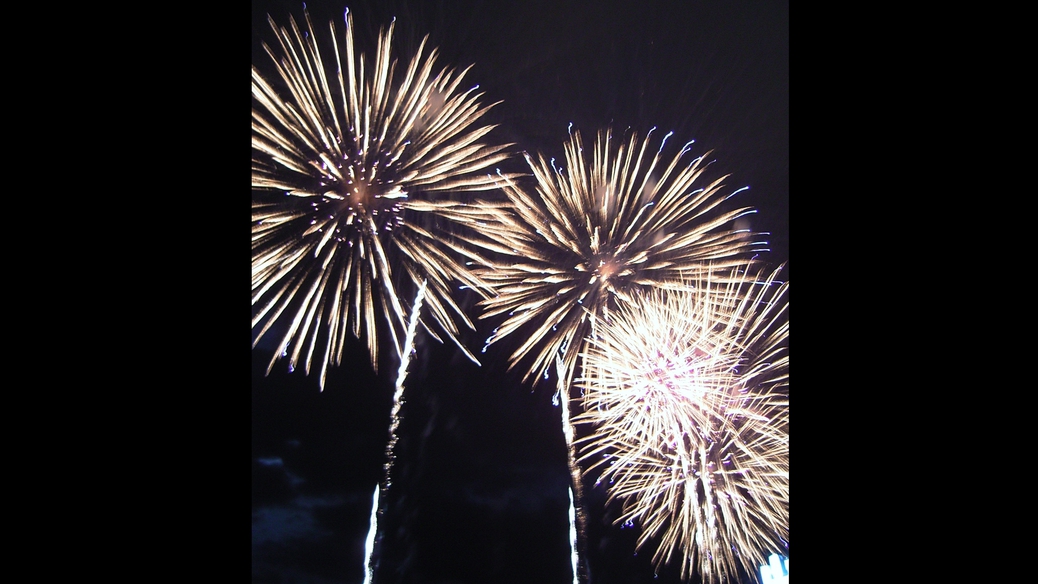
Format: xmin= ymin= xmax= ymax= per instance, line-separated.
xmin=252 ymin=8 xmax=513 ymax=389
xmin=577 ymin=265 xmax=789 ymax=583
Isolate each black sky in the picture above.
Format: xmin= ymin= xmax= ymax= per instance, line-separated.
xmin=250 ymin=1 xmax=788 ymax=582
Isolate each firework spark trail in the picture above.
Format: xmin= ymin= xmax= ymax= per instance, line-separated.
xmin=567 ymin=486 xmax=579 ymax=584
xmin=362 ymin=484 xmax=379 ymax=584
xmin=384 ymin=280 xmax=426 ymax=488
xmin=557 ymin=356 xmax=585 ymax=584
xmin=252 ymin=8 xmax=514 ymax=390
xmin=457 ymin=127 xmax=767 ymax=583
xmin=576 ymin=266 xmax=789 ymax=583
xmin=362 ymin=279 xmax=426 ymax=581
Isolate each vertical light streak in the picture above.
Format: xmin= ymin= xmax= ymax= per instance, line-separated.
xmin=567 ymin=486 xmax=579 ymax=584
xmin=385 ymin=278 xmax=427 ymax=481
xmin=557 ymin=355 xmax=586 ymax=584
xmin=362 ymin=484 xmax=379 ymax=584
xmin=367 ymin=279 xmax=426 ymax=582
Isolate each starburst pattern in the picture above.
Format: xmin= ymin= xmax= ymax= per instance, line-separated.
xmin=252 ymin=9 xmax=512 ymax=389
xmin=470 ymin=127 xmax=767 ymax=386
xmin=577 ymin=266 xmax=789 ymax=583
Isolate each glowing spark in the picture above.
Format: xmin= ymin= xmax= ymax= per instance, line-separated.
xmin=576 ymin=265 xmax=789 ymax=584
xmin=759 ymin=553 xmax=788 ymax=583
xmin=252 ymin=8 xmax=513 ymax=389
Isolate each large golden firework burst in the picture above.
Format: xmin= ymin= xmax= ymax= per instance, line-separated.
xmin=251 ymin=9 xmax=513 ymax=389
xmin=466 ymin=127 xmax=767 ymax=387
xmin=577 ymin=265 xmax=789 ymax=583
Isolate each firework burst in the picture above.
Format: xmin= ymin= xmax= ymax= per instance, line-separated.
xmin=577 ymin=266 xmax=789 ymax=583
xmin=251 ymin=8 xmax=513 ymax=389
xmin=470 ymin=127 xmax=767 ymax=387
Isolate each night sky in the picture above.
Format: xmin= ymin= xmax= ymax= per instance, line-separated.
xmin=250 ymin=1 xmax=788 ymax=582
